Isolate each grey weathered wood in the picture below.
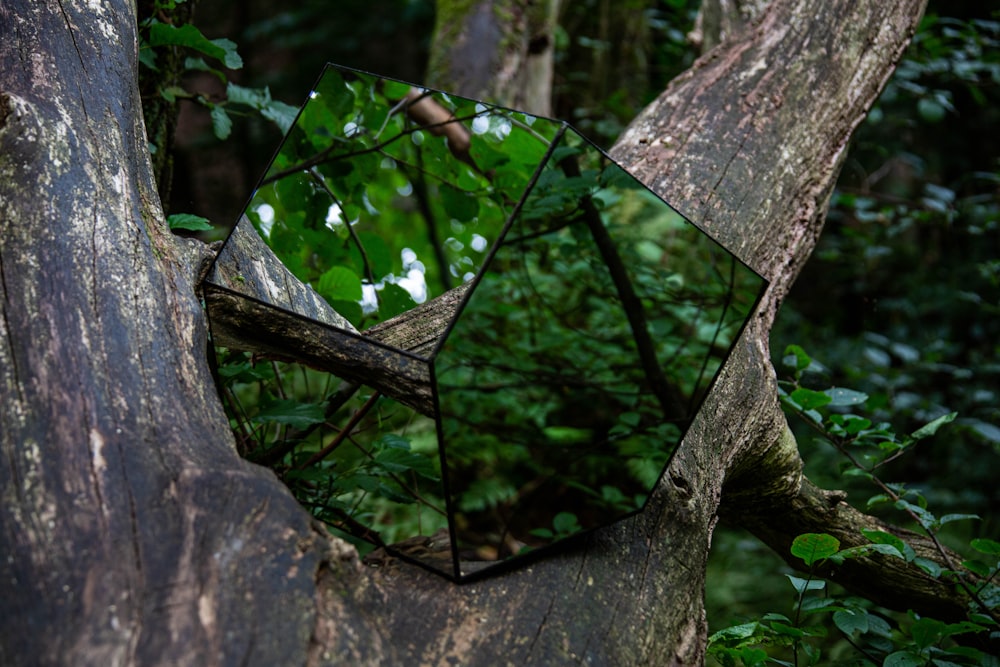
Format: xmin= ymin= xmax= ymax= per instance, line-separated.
xmin=209 ymin=215 xmax=358 ymax=332
xmin=204 ymin=285 xmax=435 ymax=416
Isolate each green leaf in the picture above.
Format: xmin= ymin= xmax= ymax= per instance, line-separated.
xmin=883 ymin=651 xmax=924 ymax=667
xmin=373 ymin=448 xmax=438 ymax=480
xmin=785 ymin=574 xmax=825 ymax=594
xmin=552 ymin=511 xmax=581 ymax=535
xmin=910 ymin=411 xmax=957 ymax=440
xmin=970 ymin=538 xmax=1000 ymax=556
xmin=226 ymin=82 xmax=270 ymax=107
xmin=253 ymin=399 xmax=325 ymax=429
xmin=913 ymin=557 xmax=942 ymax=578
xmin=210 ymin=105 xmax=232 ymax=140
xmin=910 ymin=617 xmax=946 ymax=649
xmin=791 ymin=533 xmax=840 ymax=566
xmin=440 ymin=184 xmax=479 ymax=221
xmin=861 ymin=529 xmax=915 ymax=562
xmin=938 ymin=513 xmax=980 ymax=526
xmin=377 ymin=434 xmax=412 ymax=450
xmin=318 ymin=266 xmax=363 ymax=302
xmin=708 ymin=622 xmax=759 ymax=643
xmin=789 ymin=388 xmax=832 ymax=410
xmin=894 ymin=499 xmax=937 ymax=531
xmin=383 ymin=80 xmax=412 ymax=100
xmin=833 ymin=609 xmax=869 ymax=636
xmin=167 ymin=213 xmax=213 ymax=231
xmin=783 ymin=344 xmax=812 ymax=372
xmin=824 ymin=387 xmax=868 ymax=406
xmin=262 ymin=100 xmax=300 ymax=133
xmin=147 ymin=23 xmax=243 ymax=69
xmin=375 ymin=283 xmax=417 ymax=321
xmin=962 ymin=559 xmax=992 ymax=577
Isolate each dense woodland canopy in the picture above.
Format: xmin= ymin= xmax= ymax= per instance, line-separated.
xmin=2 ymin=0 xmax=998 ymax=664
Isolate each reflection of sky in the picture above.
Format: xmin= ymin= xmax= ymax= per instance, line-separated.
xmin=361 ymin=247 xmax=429 ymax=314
xmin=255 ymin=202 xmax=274 ymax=238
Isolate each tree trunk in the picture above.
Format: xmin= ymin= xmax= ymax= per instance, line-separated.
xmin=0 ymin=1 xmax=931 ymax=665
xmin=428 ymin=0 xmax=560 ymax=115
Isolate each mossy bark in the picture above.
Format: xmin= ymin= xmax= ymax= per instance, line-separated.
xmin=0 ymin=1 xmax=946 ymax=665
xmin=428 ymin=0 xmax=560 ymax=114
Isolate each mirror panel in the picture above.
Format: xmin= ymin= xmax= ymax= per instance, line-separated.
xmin=235 ymin=65 xmax=562 ymax=337
xmin=434 ymin=130 xmax=766 ymax=578
xmin=205 ymin=64 xmax=767 ymax=581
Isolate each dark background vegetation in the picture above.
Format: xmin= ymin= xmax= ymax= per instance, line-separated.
xmin=163 ymin=0 xmax=999 ymax=648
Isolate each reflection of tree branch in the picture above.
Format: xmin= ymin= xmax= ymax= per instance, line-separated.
xmin=400 ymin=157 xmax=453 ymax=292
xmin=299 ymin=390 xmax=381 ymax=469
xmin=403 ymin=88 xmax=472 ymax=166
xmin=557 ymin=155 xmax=688 ymax=422
xmin=307 ymin=168 xmax=376 ymax=285
xmin=259 ymin=110 xmax=485 ymax=187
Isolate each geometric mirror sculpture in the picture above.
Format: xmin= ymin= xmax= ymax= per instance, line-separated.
xmin=202 ymin=63 xmax=767 ymax=581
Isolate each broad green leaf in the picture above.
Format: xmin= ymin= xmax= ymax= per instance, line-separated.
xmin=913 ymin=557 xmax=943 ymax=578
xmin=785 ymin=574 xmax=825 ymax=594
xmin=861 ymin=529 xmax=915 ymax=562
xmin=375 ymin=283 xmax=417 ymax=321
xmin=791 ymin=533 xmax=840 ymax=566
xmin=210 ymin=105 xmax=232 ymax=140
xmin=824 ymin=387 xmax=868 ymax=406
xmin=383 ymin=80 xmax=412 ymax=100
xmin=440 ymin=184 xmax=480 ymax=221
xmin=894 ymin=499 xmax=937 ymax=530
xmin=910 ymin=617 xmax=946 ymax=649
xmin=783 ymin=344 xmax=812 ymax=372
xmin=833 ymin=609 xmax=869 ymax=636
xmin=883 ymin=651 xmax=924 ymax=667
xmin=938 ymin=513 xmax=980 ymax=526
xmin=961 ymin=559 xmax=991 ymax=577
xmin=147 ymin=23 xmax=243 ymax=69
xmin=167 ymin=213 xmax=212 ymax=231
xmin=552 ymin=511 xmax=580 ymax=534
xmin=767 ymin=621 xmax=805 ymax=638
xmin=227 ymin=82 xmax=270 ymax=107
xmin=970 ymin=537 xmax=1000 ymax=556
xmin=253 ymin=399 xmax=325 ymax=429
xmin=910 ymin=411 xmax=957 ymax=440
xmin=377 ymin=434 xmax=412 ymax=450
xmin=789 ymin=388 xmax=832 ymax=410
xmin=373 ymin=449 xmax=438 ymax=480
xmin=708 ymin=621 xmax=761 ymax=642
xmin=262 ymin=100 xmax=299 ymax=133
xmin=318 ymin=266 xmax=363 ymax=302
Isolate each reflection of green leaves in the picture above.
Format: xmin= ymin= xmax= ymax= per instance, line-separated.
xmin=530 ymin=512 xmax=582 ymax=540
xmin=376 ymin=283 xmax=417 ymax=321
xmin=318 ymin=266 xmax=362 ymax=302
xmin=253 ymin=399 xmax=326 ymax=429
xmin=374 ymin=448 xmax=439 ymax=481
xmin=440 ymin=184 xmax=479 ymax=221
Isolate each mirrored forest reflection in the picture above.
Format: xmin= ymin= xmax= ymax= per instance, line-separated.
xmin=207 ymin=65 xmax=766 ymax=579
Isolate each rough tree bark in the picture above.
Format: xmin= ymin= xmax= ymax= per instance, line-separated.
xmin=0 ymin=1 xmax=958 ymax=666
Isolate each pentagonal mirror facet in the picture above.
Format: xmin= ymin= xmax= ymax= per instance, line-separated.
xmin=219 ymin=64 xmax=563 ymax=342
xmin=205 ymin=63 xmax=767 ymax=581
xmin=433 ymin=128 xmax=766 ymax=579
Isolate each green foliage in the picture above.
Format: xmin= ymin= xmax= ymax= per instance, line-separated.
xmin=137 ymin=0 xmax=300 ymax=230
xmin=709 ymin=345 xmax=999 ymax=665
xmin=772 ymin=7 xmax=1000 ymax=521
xmin=215 ymin=350 xmax=446 ymax=549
